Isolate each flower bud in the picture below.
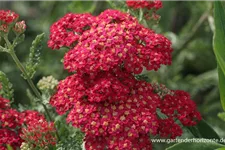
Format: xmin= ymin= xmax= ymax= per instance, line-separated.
xmin=0 ymin=24 xmax=8 ymax=33
xmin=37 ymin=76 xmax=58 ymax=91
xmin=20 ymin=142 xmax=34 ymax=150
xmin=13 ymin=20 xmax=26 ymax=34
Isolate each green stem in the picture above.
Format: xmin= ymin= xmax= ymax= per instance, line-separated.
xmin=3 ymin=36 xmax=60 ymax=141
xmin=139 ymin=8 xmax=144 ymax=23
xmin=10 ymin=51 xmax=42 ymax=98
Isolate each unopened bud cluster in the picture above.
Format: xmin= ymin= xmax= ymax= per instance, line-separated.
xmin=20 ymin=142 xmax=34 ymax=150
xmin=0 ymin=10 xmax=26 ymax=34
xmin=37 ymin=76 xmax=58 ymax=91
xmin=13 ymin=20 xmax=26 ymax=34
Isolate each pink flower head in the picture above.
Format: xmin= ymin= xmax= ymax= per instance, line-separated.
xmin=0 ymin=24 xmax=8 ymax=33
xmin=0 ymin=129 xmax=22 ymax=150
xmin=48 ymin=13 xmax=96 ymax=49
xmin=20 ymin=110 xmax=57 ymax=148
xmin=51 ymin=70 xmax=161 ymax=149
xmin=49 ymin=9 xmax=201 ymax=150
xmin=63 ymin=10 xmax=172 ymax=76
xmin=0 ymin=109 xmax=22 ymax=129
xmin=50 ymin=68 xmax=136 ymax=114
xmin=0 ymin=10 xmax=19 ymax=24
xmin=0 ymin=96 xmax=23 ymax=149
xmin=13 ymin=20 xmax=26 ymax=34
xmin=159 ymin=90 xmax=202 ymax=126
xmin=126 ymin=0 xmax=163 ymax=10
xmin=158 ymin=118 xmax=183 ymax=139
xmin=0 ymin=96 xmax=10 ymax=109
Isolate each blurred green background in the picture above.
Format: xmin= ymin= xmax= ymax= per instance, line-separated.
xmin=0 ymin=0 xmax=224 ymax=146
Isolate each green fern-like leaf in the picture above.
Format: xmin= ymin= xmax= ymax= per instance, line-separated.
xmin=25 ymin=33 xmax=45 ymax=79
xmin=106 ymin=0 xmax=127 ymax=12
xmin=56 ymin=131 xmax=84 ymax=150
xmin=0 ymin=71 xmax=14 ymax=101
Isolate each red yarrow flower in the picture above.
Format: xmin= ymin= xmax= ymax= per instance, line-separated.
xmin=49 ymin=9 xmax=201 ymax=150
xmin=0 ymin=95 xmax=22 ymax=149
xmin=126 ymin=0 xmax=163 ymax=10
xmin=0 ymin=129 xmax=22 ymax=150
xmin=0 ymin=96 xmax=10 ymax=109
xmin=0 ymin=95 xmax=57 ymax=149
xmin=63 ymin=9 xmax=172 ymax=76
xmin=0 ymin=10 xmax=19 ymax=24
xmin=51 ymin=70 xmax=161 ymax=149
xmin=157 ymin=118 xmax=183 ymax=139
xmin=159 ymin=90 xmax=201 ymax=126
xmin=20 ymin=110 xmax=57 ymax=148
xmin=48 ymin=13 xmax=96 ymax=49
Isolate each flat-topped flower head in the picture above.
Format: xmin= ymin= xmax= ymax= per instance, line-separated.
xmin=126 ymin=0 xmax=162 ymax=10
xmin=63 ymin=10 xmax=172 ymax=76
xmin=0 ymin=10 xmax=19 ymax=24
xmin=0 ymin=95 xmax=22 ymax=149
xmin=48 ymin=13 xmax=96 ymax=49
xmin=49 ymin=8 xmax=201 ymax=150
xmin=159 ymin=90 xmax=201 ymax=126
xmin=0 ymin=129 xmax=22 ymax=150
xmin=20 ymin=110 xmax=57 ymax=148
xmin=50 ymin=68 xmax=136 ymax=114
xmin=51 ymin=70 xmax=161 ymax=149
xmin=0 ymin=96 xmax=57 ymax=149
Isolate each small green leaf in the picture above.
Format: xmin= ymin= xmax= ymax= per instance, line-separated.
xmin=0 ymin=71 xmax=14 ymax=101
xmin=25 ymin=33 xmax=45 ymax=79
xmin=218 ymin=112 xmax=225 ymax=122
xmin=166 ymin=140 xmax=225 ymax=150
xmin=6 ymin=144 xmax=13 ymax=150
xmin=213 ymin=1 xmax=225 ymax=111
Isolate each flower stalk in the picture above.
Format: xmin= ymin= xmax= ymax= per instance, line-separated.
xmin=3 ymin=35 xmax=60 ymax=141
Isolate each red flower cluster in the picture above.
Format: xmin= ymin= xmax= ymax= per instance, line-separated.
xmin=0 ymin=96 xmax=22 ymax=149
xmin=0 ymin=95 xmax=56 ymax=149
xmin=160 ymin=90 xmax=201 ymax=126
xmin=49 ymin=9 xmax=201 ymax=150
xmin=48 ymin=13 xmax=96 ymax=49
xmin=50 ymin=10 xmax=172 ymax=77
xmin=20 ymin=111 xmax=57 ymax=148
xmin=126 ymin=0 xmax=162 ymax=10
xmin=0 ymin=10 xmax=18 ymax=24
xmin=0 ymin=10 xmax=25 ymax=33
xmin=51 ymin=70 xmax=161 ymax=149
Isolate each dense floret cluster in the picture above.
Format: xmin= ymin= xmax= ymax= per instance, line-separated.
xmin=48 ymin=13 xmax=96 ymax=49
xmin=49 ymin=9 xmax=201 ymax=150
xmin=20 ymin=110 xmax=57 ymax=148
xmin=126 ymin=0 xmax=162 ymax=10
xmin=0 ymin=10 xmax=18 ymax=24
xmin=0 ymin=96 xmax=22 ymax=149
xmin=0 ymin=10 xmax=25 ymax=33
xmin=0 ymin=95 xmax=56 ymax=149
